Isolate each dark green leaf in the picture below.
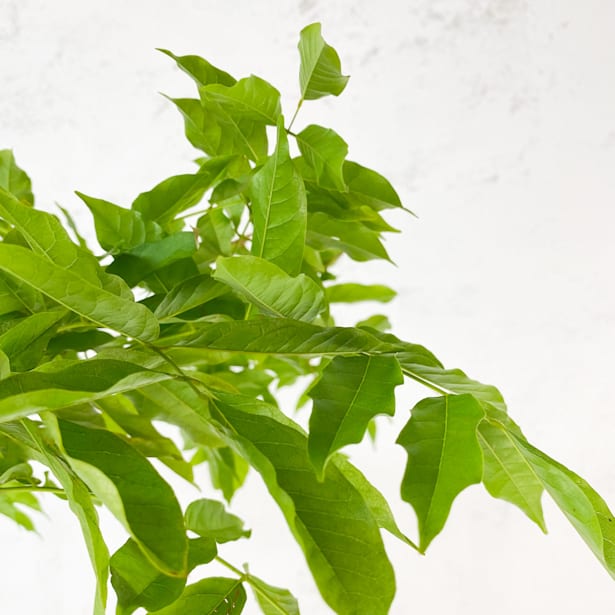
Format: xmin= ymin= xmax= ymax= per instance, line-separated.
xmin=397 ymin=394 xmax=485 ymax=552
xmin=308 ymin=355 xmax=403 ymax=477
xmin=251 ymin=118 xmax=307 ymax=275
xmin=296 ymin=125 xmax=347 ymax=191
xmin=214 ymin=256 xmax=325 ymax=322
xmin=212 ymin=392 xmax=395 ymax=615
xmin=0 ymin=150 xmax=33 ymax=205
xmin=185 ymin=498 xmax=251 ymax=543
xmin=298 ymin=23 xmax=349 ymax=100
xmin=57 ymin=419 xmax=188 ymax=576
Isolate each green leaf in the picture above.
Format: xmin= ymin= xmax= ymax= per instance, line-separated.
xmin=397 ymin=394 xmax=485 ymax=552
xmin=56 ymin=419 xmax=188 ymax=576
xmin=298 ymin=23 xmax=349 ymax=100
xmin=200 ymin=76 xmax=281 ymax=125
xmin=0 ymin=150 xmax=33 ymax=205
xmin=326 ymin=283 xmax=396 ymax=304
xmin=0 ymin=310 xmax=66 ymax=371
xmin=14 ymin=420 xmax=109 ymax=615
xmin=197 ymin=208 xmax=235 ymax=262
xmin=307 ymin=212 xmax=391 ymax=262
xmin=76 ymin=192 xmax=162 ymax=252
xmin=158 ymin=49 xmax=236 ymax=88
xmin=296 ymin=125 xmax=348 ymax=191
xmin=214 ymin=256 xmax=325 ymax=322
xmin=0 ymin=349 xmax=9 ymax=379
xmin=477 ymin=420 xmax=546 ymax=531
xmin=212 ymin=392 xmax=395 ymax=615
xmin=0 ymin=243 xmax=159 ymax=341
xmin=511 ymin=434 xmax=615 ymax=578
xmin=180 ymin=318 xmax=402 ymax=356
xmin=198 ymin=446 xmax=249 ymax=503
xmin=149 ymin=577 xmax=246 ymax=615
xmin=132 ymin=160 xmax=230 ymax=225
xmin=154 ymin=275 xmax=228 ymax=320
xmin=248 ymin=574 xmax=299 ymax=615
xmin=308 ymin=355 xmax=403 ymax=477
xmin=0 ymin=359 xmax=171 ymax=423
xmin=251 ymin=118 xmax=307 ymax=275
xmin=185 ymin=498 xmax=251 ymax=543
xmin=342 ymin=161 xmax=404 ymax=211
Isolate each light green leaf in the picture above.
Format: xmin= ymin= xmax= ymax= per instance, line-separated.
xmin=326 ymin=283 xmax=396 ymax=304
xmin=308 ymin=355 xmax=403 ymax=477
xmin=248 ymin=574 xmax=299 ymax=615
xmin=132 ymin=160 xmax=230 ymax=225
xmin=158 ymin=49 xmax=236 ymax=88
xmin=307 ymin=212 xmax=391 ymax=262
xmin=212 ymin=392 xmax=395 ymax=615
xmin=0 ymin=150 xmax=33 ymax=205
xmin=251 ymin=118 xmax=307 ymax=275
xmin=341 ymin=161 xmax=405 ymax=211
xmin=197 ymin=208 xmax=234 ymax=262
xmin=0 ymin=359 xmax=172 ymax=422
xmin=296 ymin=125 xmax=347 ymax=191
xmin=76 ymin=192 xmax=162 ymax=252
xmin=180 ymin=318 xmax=401 ymax=356
xmin=478 ymin=420 xmax=546 ymax=531
xmin=57 ymin=419 xmax=188 ymax=576
xmin=148 ymin=577 xmax=246 ymax=615
xmin=154 ymin=275 xmax=228 ymax=320
xmin=298 ymin=23 xmax=349 ymax=100
xmin=0 ymin=310 xmax=66 ymax=371
xmin=0 ymin=243 xmax=159 ymax=341
xmin=200 ymin=76 xmax=281 ymax=125
xmin=15 ymin=420 xmax=109 ymax=615
xmin=214 ymin=256 xmax=325 ymax=322
xmin=397 ymin=394 xmax=485 ymax=552
xmin=0 ymin=349 xmax=9 ymax=379
xmin=512 ymin=434 xmax=615 ymax=578
xmin=185 ymin=498 xmax=251 ymax=543
xmin=198 ymin=446 xmax=249 ymax=503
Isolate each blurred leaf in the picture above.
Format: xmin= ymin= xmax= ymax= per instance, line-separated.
xmin=0 ymin=150 xmax=33 ymax=205
xmin=397 ymin=395 xmax=485 ymax=552
xmin=214 ymin=256 xmax=325 ymax=322
xmin=185 ymin=498 xmax=251 ymax=543
xmin=158 ymin=49 xmax=236 ymax=88
xmin=326 ymin=283 xmax=396 ymax=304
xmin=248 ymin=574 xmax=299 ymax=615
xmin=298 ymin=23 xmax=349 ymax=100
xmin=251 ymin=119 xmax=307 ymax=275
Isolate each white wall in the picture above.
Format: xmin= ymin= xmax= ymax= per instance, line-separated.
xmin=1 ymin=0 xmax=615 ymax=612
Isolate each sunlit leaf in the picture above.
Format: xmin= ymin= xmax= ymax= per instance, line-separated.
xmin=397 ymin=394 xmax=485 ymax=552
xmin=0 ymin=150 xmax=33 ymax=205
xmin=298 ymin=23 xmax=349 ymax=100
xmin=185 ymin=498 xmax=251 ymax=543
xmin=296 ymin=125 xmax=347 ymax=191
xmin=248 ymin=574 xmax=300 ymax=615
xmin=326 ymin=283 xmax=396 ymax=304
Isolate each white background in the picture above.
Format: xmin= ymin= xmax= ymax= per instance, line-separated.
xmin=2 ymin=1 xmax=615 ymax=613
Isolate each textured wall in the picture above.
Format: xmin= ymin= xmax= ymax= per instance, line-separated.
xmin=1 ymin=1 xmax=615 ymax=612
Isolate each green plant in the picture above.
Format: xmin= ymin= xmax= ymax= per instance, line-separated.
xmin=0 ymin=21 xmax=612 ymax=615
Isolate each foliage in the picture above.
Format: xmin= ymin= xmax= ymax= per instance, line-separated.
xmin=0 ymin=22 xmax=613 ymax=615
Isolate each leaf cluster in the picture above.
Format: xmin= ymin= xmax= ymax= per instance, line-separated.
xmin=0 ymin=23 xmax=613 ymax=615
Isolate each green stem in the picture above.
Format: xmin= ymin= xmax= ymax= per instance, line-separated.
xmin=0 ymin=485 xmax=66 ymax=496
xmin=215 ymin=555 xmax=245 ymax=578
xmin=287 ymin=98 xmax=303 ymax=132
xmin=401 ymin=368 xmax=451 ymax=396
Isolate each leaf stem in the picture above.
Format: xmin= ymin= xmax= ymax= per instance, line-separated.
xmin=0 ymin=485 xmax=66 ymax=496
xmin=215 ymin=555 xmax=245 ymax=578
xmin=287 ymin=98 xmax=303 ymax=132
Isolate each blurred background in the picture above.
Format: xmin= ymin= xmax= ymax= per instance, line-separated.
xmin=1 ymin=1 xmax=615 ymax=612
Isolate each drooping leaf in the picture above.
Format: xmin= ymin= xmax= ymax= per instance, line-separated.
xmin=185 ymin=498 xmax=251 ymax=543
xmin=154 ymin=275 xmax=228 ymax=320
xmin=325 ymin=283 xmax=396 ymax=304
xmin=197 ymin=208 xmax=235 ymax=262
xmin=158 ymin=49 xmax=236 ymax=88
xmin=56 ymin=419 xmax=188 ymax=576
xmin=180 ymin=318 xmax=402 ymax=356
xmin=342 ymin=161 xmax=405 ymax=211
xmin=0 ymin=243 xmax=159 ymax=341
xmin=211 ymin=392 xmax=395 ymax=615
xmin=76 ymin=192 xmax=162 ymax=252
xmin=0 ymin=150 xmax=33 ymax=205
xmin=197 ymin=445 xmax=249 ymax=503
xmin=251 ymin=118 xmax=307 ymax=275
xmin=298 ymin=23 xmax=349 ymax=100
xmin=214 ymin=256 xmax=325 ymax=322
xmin=308 ymin=355 xmax=403 ymax=477
xmin=478 ymin=420 xmax=546 ymax=531
xmin=248 ymin=574 xmax=300 ymax=615
xmin=397 ymin=394 xmax=485 ymax=552
xmin=200 ymin=76 xmax=281 ymax=125
xmin=511 ymin=433 xmax=615 ymax=578
xmin=296 ymin=125 xmax=348 ymax=191
xmin=148 ymin=577 xmax=246 ymax=615
xmin=0 ymin=359 xmax=172 ymax=423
